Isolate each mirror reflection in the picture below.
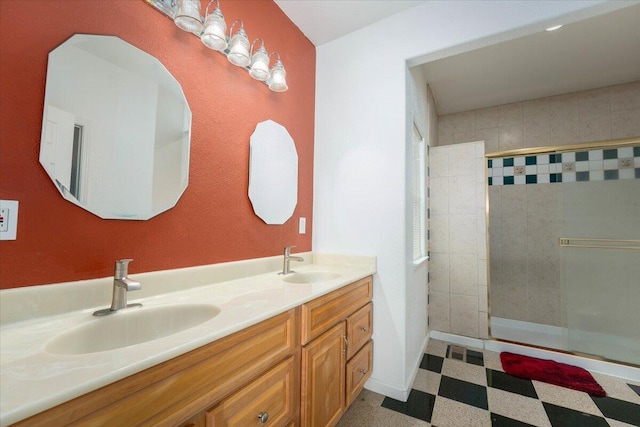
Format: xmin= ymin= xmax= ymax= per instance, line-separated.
xmin=40 ymin=34 xmax=191 ymax=220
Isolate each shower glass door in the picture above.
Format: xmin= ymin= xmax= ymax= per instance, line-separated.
xmin=560 ymin=156 xmax=640 ymax=365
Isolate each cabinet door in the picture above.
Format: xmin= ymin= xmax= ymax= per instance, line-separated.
xmin=301 ymin=322 xmax=346 ymax=427
xmin=207 ymin=357 xmax=296 ymax=427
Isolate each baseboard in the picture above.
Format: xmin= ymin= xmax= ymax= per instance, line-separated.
xmin=364 ymin=376 xmax=409 ymax=401
xmin=429 ymin=330 xmax=484 ymax=349
xmin=364 ymin=335 xmax=430 ymax=402
xmin=406 ymin=335 xmax=430 ymax=394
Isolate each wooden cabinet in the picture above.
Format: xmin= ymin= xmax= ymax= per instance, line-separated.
xmin=14 ymin=309 xmax=299 ymax=427
xmin=207 ymin=357 xmax=297 ymax=427
xmin=12 ymin=275 xmax=373 ymax=427
xmin=301 ymin=276 xmax=372 ymax=345
xmin=179 ymin=412 xmax=206 ymax=427
xmin=301 ymin=322 xmax=346 ymax=427
xmin=345 ymin=341 xmax=373 ymax=407
xmin=300 ymin=276 xmax=373 ymax=427
xmin=346 ymin=303 xmax=372 ymax=360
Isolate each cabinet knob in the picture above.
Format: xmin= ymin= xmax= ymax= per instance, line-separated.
xmin=360 ymin=368 xmax=368 ymax=375
xmin=360 ymin=326 xmax=368 ymax=332
xmin=258 ymin=412 xmax=269 ymax=423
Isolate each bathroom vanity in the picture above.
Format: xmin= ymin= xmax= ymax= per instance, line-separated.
xmin=0 ymin=254 xmax=375 ymax=427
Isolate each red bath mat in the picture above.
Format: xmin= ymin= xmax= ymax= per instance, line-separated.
xmin=500 ymin=352 xmax=606 ymax=397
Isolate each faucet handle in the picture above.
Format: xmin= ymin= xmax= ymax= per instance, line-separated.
xmin=284 ymin=245 xmax=296 ymax=255
xmin=115 ymin=259 xmax=133 ymax=278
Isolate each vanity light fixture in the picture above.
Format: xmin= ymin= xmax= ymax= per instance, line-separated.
xmin=267 ymin=52 xmax=288 ymax=92
xmin=174 ymin=0 xmax=203 ymax=34
xmin=227 ymin=21 xmax=251 ymax=67
xmin=146 ymin=0 xmax=289 ymax=92
xmin=249 ymin=39 xmax=270 ymax=81
xmin=546 ymin=24 xmax=563 ymax=32
xmin=201 ymin=0 xmax=227 ymax=51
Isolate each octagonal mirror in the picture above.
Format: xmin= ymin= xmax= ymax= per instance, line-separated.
xmin=39 ymin=34 xmax=191 ymax=220
xmin=248 ymin=120 xmax=298 ymax=224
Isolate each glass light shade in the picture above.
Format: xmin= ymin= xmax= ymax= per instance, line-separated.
xmin=201 ymin=9 xmax=227 ymax=51
xmin=175 ymin=0 xmax=203 ymax=34
xmin=227 ymin=28 xmax=250 ymax=67
xmin=249 ymin=46 xmax=270 ymax=81
xmin=268 ymin=60 xmax=288 ymax=92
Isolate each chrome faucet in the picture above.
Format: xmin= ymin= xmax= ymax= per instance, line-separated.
xmin=279 ymin=245 xmax=303 ymax=275
xmin=93 ymin=259 xmax=142 ymax=316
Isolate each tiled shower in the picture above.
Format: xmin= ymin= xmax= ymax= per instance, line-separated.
xmin=428 ymin=80 xmax=640 ymax=366
xmin=429 ymin=141 xmax=487 ymax=339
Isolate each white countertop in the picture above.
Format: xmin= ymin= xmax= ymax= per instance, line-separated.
xmin=0 ymin=254 xmax=375 ymax=426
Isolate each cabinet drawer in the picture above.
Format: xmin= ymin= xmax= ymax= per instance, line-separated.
xmin=207 ymin=357 xmax=296 ymax=427
xmin=346 ymin=303 xmax=372 ymax=360
xmin=345 ymin=341 xmax=372 ymax=408
xmin=301 ymin=276 xmax=372 ymax=345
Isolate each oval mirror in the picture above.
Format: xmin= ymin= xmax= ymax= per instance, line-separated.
xmin=248 ymin=120 xmax=298 ymax=224
xmin=39 ymin=34 xmax=191 ymax=220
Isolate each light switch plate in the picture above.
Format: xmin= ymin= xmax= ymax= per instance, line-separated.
xmin=299 ymin=217 xmax=306 ymax=234
xmin=0 ymin=200 xmax=19 ymax=240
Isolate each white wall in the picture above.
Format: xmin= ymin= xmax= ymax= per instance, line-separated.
xmin=313 ymin=0 xmax=624 ymax=401
xmin=405 ymin=66 xmax=429 ymax=391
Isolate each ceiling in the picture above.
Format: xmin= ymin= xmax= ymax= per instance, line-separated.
xmin=275 ymin=1 xmax=640 ymax=116
xmin=420 ymin=3 xmax=640 ymax=115
xmin=274 ymin=0 xmax=425 ymax=46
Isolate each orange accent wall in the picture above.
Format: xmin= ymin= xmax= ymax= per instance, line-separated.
xmin=0 ymin=0 xmax=315 ymax=289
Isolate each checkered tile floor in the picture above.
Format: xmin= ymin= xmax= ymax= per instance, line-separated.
xmin=337 ymin=339 xmax=640 ymax=426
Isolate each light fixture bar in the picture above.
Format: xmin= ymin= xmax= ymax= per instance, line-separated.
xmin=145 ymin=0 xmax=288 ymax=92
xmin=145 ymin=0 xmax=177 ymax=18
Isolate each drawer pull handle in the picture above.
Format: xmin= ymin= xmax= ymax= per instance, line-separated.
xmin=360 ymin=326 xmax=368 ymax=332
xmin=258 ymin=412 xmax=269 ymax=423
xmin=360 ymin=368 xmax=368 ymax=375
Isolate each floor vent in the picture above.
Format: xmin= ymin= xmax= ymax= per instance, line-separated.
xmin=446 ymin=344 xmax=468 ymax=362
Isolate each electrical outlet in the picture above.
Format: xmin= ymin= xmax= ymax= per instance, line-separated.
xmin=0 ymin=208 xmax=8 ymax=232
xmin=299 ymin=217 xmax=306 ymax=234
xmin=0 ymin=200 xmax=19 ymax=240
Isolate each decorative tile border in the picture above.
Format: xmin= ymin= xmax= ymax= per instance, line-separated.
xmin=488 ymin=146 xmax=640 ymax=185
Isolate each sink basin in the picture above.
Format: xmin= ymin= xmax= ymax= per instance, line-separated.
xmin=46 ymin=304 xmax=220 ymax=355
xmin=282 ymin=271 xmax=341 ymax=284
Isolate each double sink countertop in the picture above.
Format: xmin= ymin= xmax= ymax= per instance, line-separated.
xmin=0 ymin=253 xmax=376 ymax=426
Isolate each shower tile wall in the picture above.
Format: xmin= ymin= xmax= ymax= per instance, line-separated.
xmin=438 ymin=81 xmax=640 ymax=154
xmin=488 ymin=147 xmax=640 ymax=185
xmin=429 ymin=141 xmax=487 ymax=338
